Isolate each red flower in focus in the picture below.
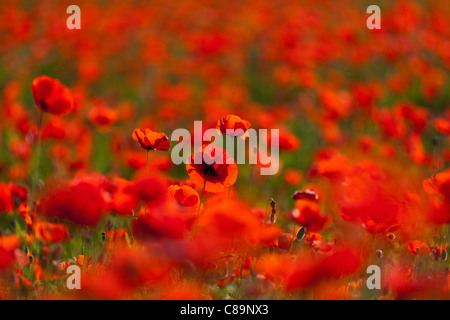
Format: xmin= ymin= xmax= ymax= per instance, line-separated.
xmin=31 ymin=76 xmax=74 ymax=115
xmin=132 ymin=128 xmax=170 ymax=151
xmin=216 ymin=114 xmax=251 ymax=137
xmin=186 ymin=145 xmax=237 ymax=193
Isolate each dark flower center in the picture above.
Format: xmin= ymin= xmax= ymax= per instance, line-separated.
xmin=203 ymin=166 xmax=215 ymax=176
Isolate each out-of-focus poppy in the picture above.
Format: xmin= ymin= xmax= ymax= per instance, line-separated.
xmin=35 ymin=222 xmax=70 ymax=243
xmin=283 ymin=169 xmax=303 ymax=186
xmin=288 ymin=200 xmax=330 ymax=232
xmin=424 ymin=170 xmax=450 ymax=199
xmin=110 ymin=178 xmax=139 ymax=215
xmin=186 ymin=145 xmax=237 ymax=193
xmin=132 ymin=206 xmax=193 ymax=240
xmin=31 ymin=76 xmax=74 ymax=115
xmin=168 ymin=185 xmax=200 ymax=209
xmin=0 ymin=235 xmax=20 ymax=269
xmin=0 ymin=183 xmax=13 ymax=213
xmin=435 ymin=117 xmax=450 ymax=135
xmin=132 ymin=128 xmax=170 ymax=151
xmin=38 ymin=179 xmax=107 ymax=226
xmin=88 ymin=103 xmax=119 ymax=130
xmin=124 ymin=174 xmax=167 ymax=207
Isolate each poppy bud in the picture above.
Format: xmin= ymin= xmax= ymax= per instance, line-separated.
xmin=376 ymin=249 xmax=383 ymax=259
xmin=292 ymin=189 xmax=319 ymax=202
xmin=387 ymin=233 xmax=396 ymax=241
xmin=269 ymin=198 xmax=276 ymax=210
xmin=431 ymin=246 xmax=440 ymax=261
xmin=296 ymin=226 xmax=306 ymax=240
xmin=270 ymin=212 xmax=276 ymax=224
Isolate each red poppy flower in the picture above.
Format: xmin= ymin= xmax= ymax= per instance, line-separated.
xmin=288 ymin=200 xmax=330 ymax=232
xmin=0 ymin=183 xmax=13 ymax=213
xmin=132 ymin=207 xmax=192 ymax=240
xmin=38 ymin=180 xmax=106 ymax=226
xmin=8 ymin=183 xmax=28 ymax=203
xmin=124 ymin=174 xmax=167 ymax=207
xmin=407 ymin=240 xmax=429 ymax=256
xmin=31 ymin=76 xmax=74 ymax=115
xmin=186 ymin=145 xmax=238 ymax=193
xmin=41 ymin=117 xmax=67 ymax=140
xmin=132 ymin=128 xmax=170 ymax=151
xmin=424 ymin=170 xmax=450 ymax=200
xmin=216 ymin=114 xmax=251 ymax=137
xmin=110 ymin=178 xmax=139 ymax=215
xmin=0 ymin=235 xmax=20 ymax=269
xmin=88 ymin=104 xmax=119 ymax=129
xmin=168 ymin=185 xmax=200 ymax=208
xmin=35 ymin=222 xmax=70 ymax=243
xmin=435 ymin=118 xmax=450 ymax=135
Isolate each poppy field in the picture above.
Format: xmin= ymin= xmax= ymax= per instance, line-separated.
xmin=0 ymin=0 xmax=449 ymax=300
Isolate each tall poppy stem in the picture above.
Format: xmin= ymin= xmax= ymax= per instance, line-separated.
xmin=197 ymin=171 xmax=211 ymax=216
xmin=145 ymin=150 xmax=149 ymax=215
xmin=30 ymin=109 xmax=44 ymax=209
xmin=245 ymin=147 xmax=256 ymax=201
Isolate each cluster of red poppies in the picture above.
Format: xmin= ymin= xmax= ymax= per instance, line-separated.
xmin=0 ymin=0 xmax=449 ymax=300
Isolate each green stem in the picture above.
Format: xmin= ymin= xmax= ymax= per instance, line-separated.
xmin=146 ymin=150 xmax=149 ymax=173
xmin=30 ymin=110 xmax=44 ymax=210
xmin=197 ymin=171 xmax=211 ymax=216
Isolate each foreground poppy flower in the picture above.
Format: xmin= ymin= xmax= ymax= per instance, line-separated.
xmin=31 ymin=76 xmax=74 ymax=115
xmin=38 ymin=179 xmax=107 ymax=226
xmin=0 ymin=235 xmax=20 ymax=269
xmin=132 ymin=206 xmax=193 ymax=240
xmin=435 ymin=117 xmax=450 ymax=135
xmin=132 ymin=128 xmax=170 ymax=151
xmin=424 ymin=169 xmax=450 ymax=200
xmin=186 ymin=145 xmax=237 ymax=193
xmin=216 ymin=114 xmax=251 ymax=137
xmin=0 ymin=183 xmax=13 ymax=213
xmin=110 ymin=178 xmax=139 ymax=215
xmin=124 ymin=174 xmax=167 ymax=207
